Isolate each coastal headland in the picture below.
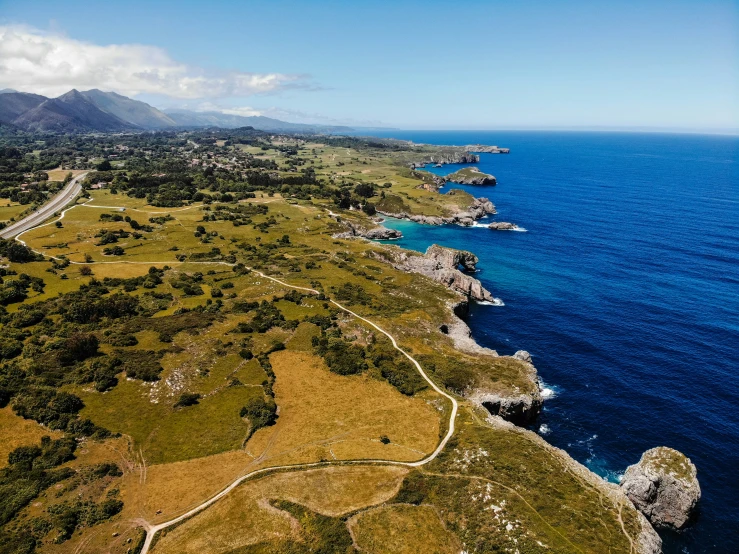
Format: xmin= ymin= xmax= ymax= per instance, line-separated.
xmin=0 ymin=130 xmax=694 ymax=553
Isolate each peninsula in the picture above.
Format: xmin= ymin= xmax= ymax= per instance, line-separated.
xmin=0 ymin=126 xmax=695 ymax=554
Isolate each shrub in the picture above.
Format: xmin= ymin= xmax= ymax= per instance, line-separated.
xmin=57 ymin=333 xmax=99 ymax=365
xmin=240 ymin=396 xmax=277 ymax=430
xmin=174 ymin=393 xmax=200 ymax=408
xmin=315 ymin=336 xmax=367 ymax=376
xmin=114 ymin=350 xmax=163 ymax=381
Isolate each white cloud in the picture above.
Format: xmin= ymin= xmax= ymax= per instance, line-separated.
xmin=190 ymin=101 xmax=387 ymax=127
xmin=0 ymin=25 xmax=309 ymax=99
xmin=196 ymin=102 xmax=264 ymax=117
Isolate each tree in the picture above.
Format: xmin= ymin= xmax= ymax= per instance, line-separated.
xmin=96 ymin=160 xmax=112 ymax=171
xmin=354 ymin=183 xmax=375 ymax=198
xmin=58 ymin=333 xmax=99 ymax=365
xmin=240 ymin=396 xmax=277 ymax=429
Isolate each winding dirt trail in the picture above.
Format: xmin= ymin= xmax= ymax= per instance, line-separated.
xmin=136 ymin=268 xmax=458 ymax=553
xmin=8 ymin=199 xmax=459 ymax=553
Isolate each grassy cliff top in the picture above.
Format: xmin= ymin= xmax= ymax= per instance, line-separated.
xmin=0 ymin=131 xmax=651 ymax=554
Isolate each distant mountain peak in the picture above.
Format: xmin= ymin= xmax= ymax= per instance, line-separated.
xmin=0 ymin=88 xmax=366 ymax=134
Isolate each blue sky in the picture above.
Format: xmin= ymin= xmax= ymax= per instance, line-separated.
xmin=0 ymin=0 xmax=737 ymax=131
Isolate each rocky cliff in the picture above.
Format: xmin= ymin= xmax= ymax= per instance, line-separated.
xmin=409 ymin=151 xmax=479 ymax=169
xmin=380 ymin=195 xmax=496 ymax=227
xmin=332 ymin=219 xmax=402 ymax=240
xmin=371 ymin=244 xmax=497 ymax=303
xmin=465 ymin=144 xmax=510 ymax=154
xmin=443 ymin=167 xmax=497 ymax=185
xmin=488 ymin=221 xmax=520 ymax=231
xmin=621 ymin=447 xmax=700 ymax=530
xmin=467 ymin=350 xmax=543 ymax=425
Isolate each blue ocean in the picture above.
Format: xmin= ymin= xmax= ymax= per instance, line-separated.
xmin=369 ymin=131 xmax=738 ymax=553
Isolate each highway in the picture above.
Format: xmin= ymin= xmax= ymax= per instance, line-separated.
xmin=0 ymin=172 xmax=87 ymax=239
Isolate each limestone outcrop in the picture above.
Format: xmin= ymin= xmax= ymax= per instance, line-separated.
xmin=409 ymin=151 xmax=479 ymax=169
xmin=441 ymin=300 xmax=499 ymax=356
xmin=333 ymin=220 xmax=402 ymax=240
xmin=443 ymin=167 xmax=497 ymax=185
xmin=488 ymin=221 xmax=520 ymax=231
xmin=381 ymin=196 xmax=496 ymax=227
xmin=371 ymin=244 xmax=497 ymax=303
xmin=621 ymin=447 xmax=701 ymax=530
xmin=468 ymin=350 xmax=543 ymax=425
xmin=465 ymin=144 xmax=510 ymax=154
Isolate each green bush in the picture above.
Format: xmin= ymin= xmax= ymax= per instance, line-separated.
xmin=174 ymin=393 xmax=201 ymax=408
xmin=240 ymin=396 xmax=277 ymax=430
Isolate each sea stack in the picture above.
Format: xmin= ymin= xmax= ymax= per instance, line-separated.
xmin=488 ymin=221 xmax=520 ymax=231
xmin=443 ymin=167 xmax=497 ymax=185
xmin=621 ymin=447 xmax=701 ymax=530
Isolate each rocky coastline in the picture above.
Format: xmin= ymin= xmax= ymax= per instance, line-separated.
xmin=488 ymin=221 xmax=521 ymax=231
xmin=443 ymin=166 xmax=497 ymax=185
xmin=332 ymin=218 xmax=402 ymax=240
xmin=465 ymin=144 xmax=510 ymax=154
xmin=368 ymin=236 xmax=693 ymax=551
xmin=376 ymin=142 xmax=699 ymax=550
xmin=408 ymin=151 xmax=479 ymax=169
xmin=621 ymin=447 xmax=701 ymax=531
xmin=467 ymin=349 xmax=543 ymax=425
xmin=371 ymin=244 xmax=497 ymax=303
xmin=379 ymin=195 xmax=496 ymax=227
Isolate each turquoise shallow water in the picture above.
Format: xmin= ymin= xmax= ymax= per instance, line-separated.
xmin=366 ymin=131 xmax=739 ymax=553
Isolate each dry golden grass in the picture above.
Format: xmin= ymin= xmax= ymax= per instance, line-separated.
xmin=46 ymin=168 xmax=86 ymax=181
xmin=40 ymin=522 xmax=144 ymax=554
xmin=0 ymin=407 xmax=63 ymax=468
xmin=151 ymin=465 xmax=408 ymax=554
xmin=349 ymin=504 xmax=461 ymax=554
xmin=0 ymin=201 xmax=27 ymax=223
xmin=244 ymin=350 xmax=441 ymax=466
xmin=123 ymin=449 xmax=255 ymax=522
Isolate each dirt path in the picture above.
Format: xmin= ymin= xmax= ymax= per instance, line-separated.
xmin=134 ymin=268 xmax=458 ymax=553
xmin=9 ymin=203 xmax=460 ymax=553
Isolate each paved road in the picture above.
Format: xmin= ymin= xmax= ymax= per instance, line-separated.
xmin=0 ymin=172 xmax=87 ymax=239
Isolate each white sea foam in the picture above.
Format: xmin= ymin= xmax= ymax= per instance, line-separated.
xmin=538 ymin=424 xmax=551 ymax=435
xmin=476 ymin=297 xmax=505 ymax=306
xmin=472 ymin=222 xmax=528 ymax=232
xmin=538 ymin=379 xmax=558 ymax=399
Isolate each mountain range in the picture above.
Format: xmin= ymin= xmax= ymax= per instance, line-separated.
xmin=0 ymin=89 xmax=359 ymax=134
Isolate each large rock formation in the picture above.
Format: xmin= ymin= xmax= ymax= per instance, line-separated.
xmin=621 ymin=447 xmax=701 ymax=530
xmin=468 ymin=350 xmax=543 ymax=425
xmin=443 ymin=167 xmax=497 ymax=185
xmin=465 ymin=144 xmax=510 ymax=154
xmin=488 ymin=221 xmax=520 ymax=231
xmin=438 ymin=302 xmax=543 ymax=426
xmin=409 ymin=151 xmax=479 ymax=168
xmin=331 ymin=216 xmax=402 ymax=241
xmin=371 ymin=244 xmax=497 ymax=303
xmin=383 ymin=196 xmax=496 ymax=227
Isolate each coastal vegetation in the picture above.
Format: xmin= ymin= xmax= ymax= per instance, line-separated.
xmin=0 ymin=129 xmax=657 ymax=553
